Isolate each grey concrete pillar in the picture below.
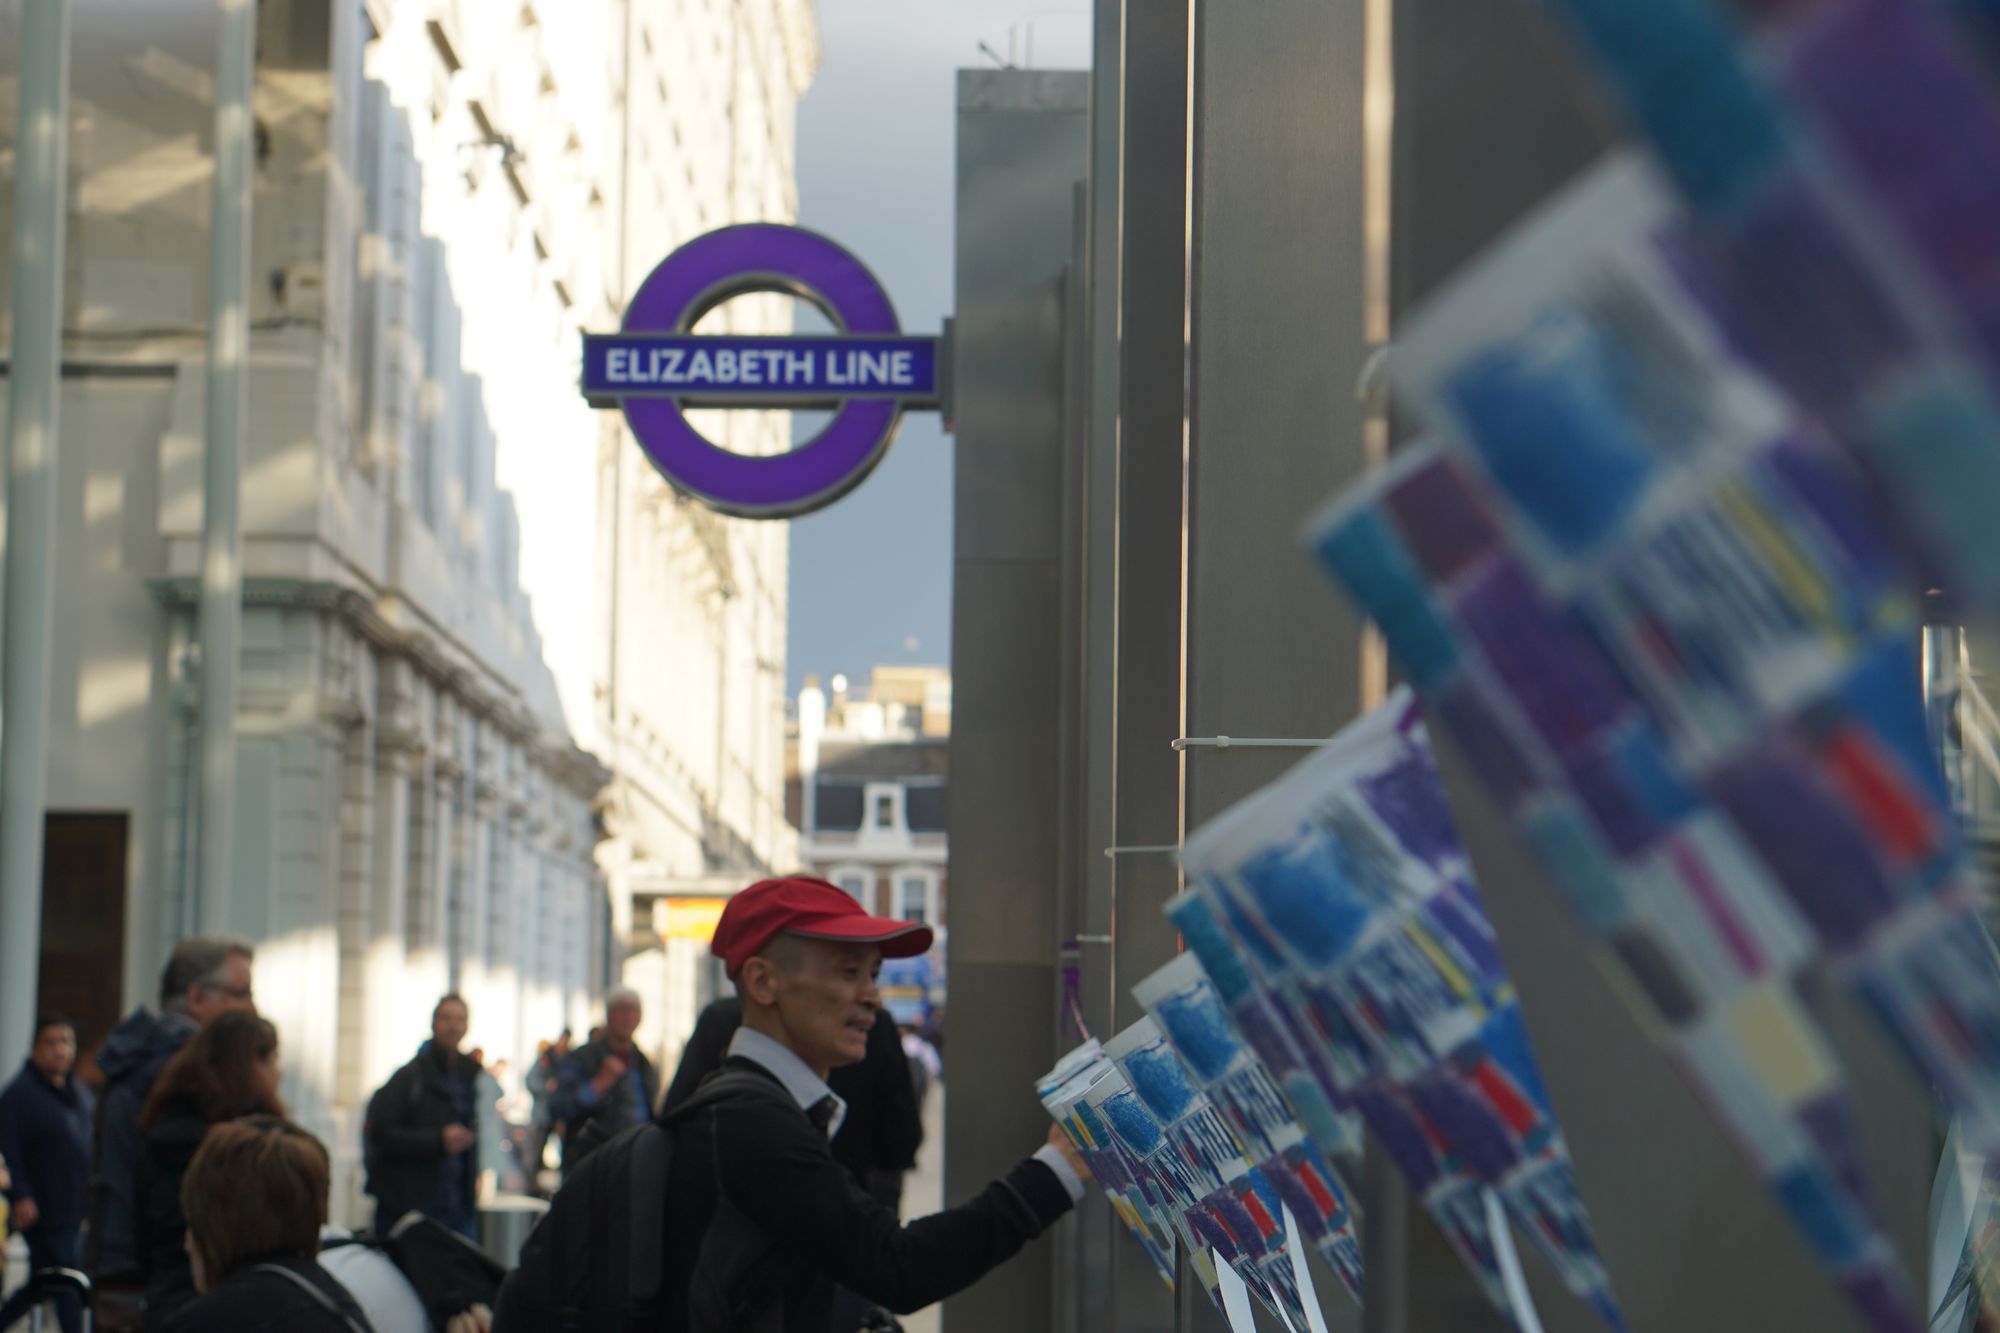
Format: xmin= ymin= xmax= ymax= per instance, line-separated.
xmin=367 ymin=704 xmax=417 ymax=1095
xmin=196 ymin=0 xmax=258 ymax=929
xmin=0 ymin=0 xmax=71 ymax=1067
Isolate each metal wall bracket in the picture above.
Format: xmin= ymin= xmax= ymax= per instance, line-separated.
xmin=1170 ymin=735 xmax=1324 ymax=751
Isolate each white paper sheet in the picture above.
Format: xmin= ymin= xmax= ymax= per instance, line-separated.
xmin=1483 ymin=1187 xmax=1545 ymax=1333
xmin=1283 ymin=1205 xmax=1332 ymax=1333
xmin=1216 ymin=1248 xmax=1261 ymax=1333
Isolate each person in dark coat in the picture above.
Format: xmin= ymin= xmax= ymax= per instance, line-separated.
xmin=362 ymin=995 xmax=480 ymax=1240
xmin=499 ymin=876 xmax=1088 ymax=1333
xmin=0 ymin=1017 xmax=96 ymax=1333
xmin=549 ymin=989 xmax=658 ymax=1174
xmin=93 ymin=934 xmax=257 ymax=1280
xmin=135 ymin=1012 xmax=286 ymax=1331
xmin=664 ymin=996 xmax=922 ymax=1208
xmin=164 ymin=1116 xmax=374 ymax=1333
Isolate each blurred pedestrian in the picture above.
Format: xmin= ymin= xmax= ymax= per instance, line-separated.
xmin=466 ymin=1049 xmax=507 ymax=1201
xmin=550 ymin=990 xmax=657 ymax=1175
xmin=899 ymin=1023 xmax=941 ymax=1107
xmin=362 ymin=996 xmax=479 ymax=1241
xmin=520 ymin=1033 xmax=567 ymax=1196
xmin=0 ymin=1016 xmax=95 ymax=1333
xmin=94 ymin=934 xmax=256 ymax=1280
xmin=162 ymin=1117 xmax=373 ymax=1333
xmin=135 ymin=1012 xmax=285 ymax=1329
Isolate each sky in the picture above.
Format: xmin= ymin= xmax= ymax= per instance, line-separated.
xmin=784 ymin=2 xmax=1091 ymax=696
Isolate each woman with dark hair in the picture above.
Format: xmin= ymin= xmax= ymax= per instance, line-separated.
xmin=135 ymin=1011 xmax=286 ymax=1329
xmin=163 ymin=1116 xmax=375 ymax=1333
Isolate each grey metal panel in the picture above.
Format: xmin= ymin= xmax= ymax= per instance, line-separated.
xmin=1065 ymin=4 xmax=1134 ymax=1325
xmin=953 ymin=72 xmax=1092 ymax=572
xmin=1182 ymin=0 xmax=1371 ymax=805
xmin=1391 ymin=0 xmax=1616 ymax=310
xmin=1110 ymin=0 xmax=1192 ymax=1039
xmin=948 ymin=68 xmax=1091 ymax=1333
xmin=947 ymin=957 xmax=1065 ymax=1329
xmin=1052 ymin=176 xmax=1098 ymax=1333
xmin=1180 ymin=2 xmax=1370 ymax=1330
xmin=947 ymin=560 xmax=1065 ymax=969
xmin=1111 ymin=5 xmax=1194 ymax=1326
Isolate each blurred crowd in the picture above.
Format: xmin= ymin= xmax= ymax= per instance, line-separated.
xmin=0 ymin=932 xmax=945 ymax=1333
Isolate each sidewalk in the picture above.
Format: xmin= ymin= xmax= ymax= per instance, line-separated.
xmin=900 ymin=1078 xmax=945 ymax=1333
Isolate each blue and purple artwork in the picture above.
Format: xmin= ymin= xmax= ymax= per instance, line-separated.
xmin=1105 ymin=1016 xmax=1320 ymax=1327
xmin=1307 ymin=151 xmax=2000 ymax=1332
xmin=1038 ymin=1041 xmax=1178 ymax=1291
xmin=1134 ymin=951 xmax=1367 ymax=1303
xmin=1179 ymin=691 xmax=1626 ymax=1330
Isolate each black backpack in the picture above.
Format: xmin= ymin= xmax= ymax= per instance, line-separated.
xmin=491 ymin=1067 xmax=790 ymax=1332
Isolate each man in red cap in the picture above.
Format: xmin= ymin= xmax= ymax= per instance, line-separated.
xmin=658 ymin=875 xmax=1090 ymax=1331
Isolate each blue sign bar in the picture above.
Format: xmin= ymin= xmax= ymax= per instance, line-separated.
xmin=582 ymin=333 xmax=941 ymax=407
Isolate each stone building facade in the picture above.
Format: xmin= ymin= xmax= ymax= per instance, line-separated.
xmin=0 ymin=0 xmax=814 ymax=1217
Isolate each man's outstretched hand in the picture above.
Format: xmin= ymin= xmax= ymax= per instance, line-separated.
xmin=445 ymin=1304 xmax=494 ymax=1333
xmin=1045 ymin=1123 xmax=1092 ymax=1183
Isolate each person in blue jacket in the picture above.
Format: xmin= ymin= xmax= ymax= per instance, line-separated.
xmin=549 ymin=988 xmax=659 ymax=1176
xmin=0 ymin=1016 xmax=96 ymax=1333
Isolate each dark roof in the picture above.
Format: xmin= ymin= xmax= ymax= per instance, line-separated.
xmin=816 ymin=783 xmax=864 ymax=832
xmin=816 ymin=739 xmax=949 ymax=781
xmin=906 ymin=786 xmax=947 ymax=833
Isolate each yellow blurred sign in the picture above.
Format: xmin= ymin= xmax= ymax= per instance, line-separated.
xmin=657 ymin=896 xmax=729 ymax=941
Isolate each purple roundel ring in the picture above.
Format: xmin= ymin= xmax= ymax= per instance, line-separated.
xmin=620 ymin=224 xmax=904 ymax=518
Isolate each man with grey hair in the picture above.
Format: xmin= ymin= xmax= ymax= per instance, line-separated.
xmin=549 ymin=986 xmax=658 ymax=1177
xmin=89 ymin=934 xmax=255 ymax=1278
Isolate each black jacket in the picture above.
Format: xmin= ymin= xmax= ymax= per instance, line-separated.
xmin=551 ymin=1037 xmax=659 ymax=1164
xmin=93 ymin=1007 xmax=197 ymax=1272
xmin=0 ymin=1060 xmax=96 ymax=1232
xmin=660 ymin=1056 xmax=1072 ymax=1331
xmin=135 ymin=1097 xmax=210 ymax=1329
xmin=663 ymin=999 xmax=923 ymax=1193
xmin=160 ymin=1254 xmax=376 ymax=1333
xmin=363 ymin=1044 xmax=480 ymax=1224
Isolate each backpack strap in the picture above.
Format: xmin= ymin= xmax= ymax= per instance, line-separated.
xmin=655 ymin=1067 xmax=799 ymax=1328
xmin=661 ymin=1065 xmax=794 ymax=1127
xmin=251 ymin=1262 xmax=376 ymax=1333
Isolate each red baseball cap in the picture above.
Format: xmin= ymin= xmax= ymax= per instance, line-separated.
xmin=711 ymin=875 xmax=934 ymax=978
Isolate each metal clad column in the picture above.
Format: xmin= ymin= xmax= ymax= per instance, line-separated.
xmin=0 ymin=0 xmax=72 ymax=1064
xmin=1110 ymin=4 xmax=1196 ymax=1324
xmin=1109 ymin=0 xmax=1191 ymax=1038
xmin=1058 ymin=4 xmax=1131 ymax=1325
xmin=1388 ymin=3 xmax=1935 ymax=1329
xmin=197 ymin=0 xmax=258 ymax=930
xmin=947 ymin=68 xmax=1091 ymax=1333
xmin=1182 ymin=2 xmax=1369 ymax=1329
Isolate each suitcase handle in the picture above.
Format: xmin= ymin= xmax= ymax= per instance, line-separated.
xmin=27 ymin=1267 xmax=91 ymax=1300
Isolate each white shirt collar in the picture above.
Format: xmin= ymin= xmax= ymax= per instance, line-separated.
xmin=727 ymin=1025 xmax=848 ymax=1139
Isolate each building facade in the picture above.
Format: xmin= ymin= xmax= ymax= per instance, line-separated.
xmin=590 ymin=0 xmax=813 ymax=1073
xmin=0 ymin=0 xmax=813 ymax=1218
xmin=789 ymin=667 xmax=950 ymax=1017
